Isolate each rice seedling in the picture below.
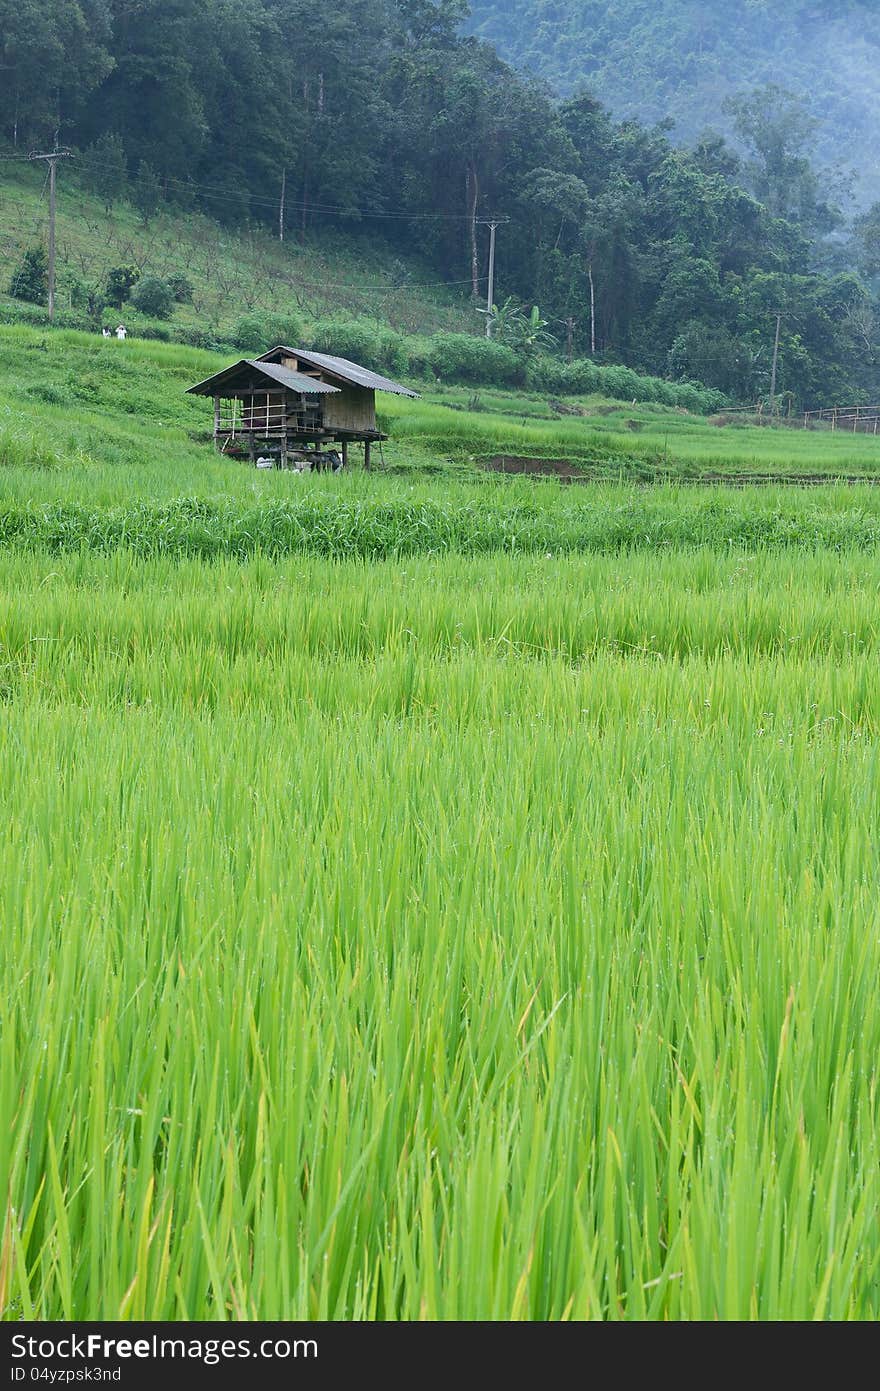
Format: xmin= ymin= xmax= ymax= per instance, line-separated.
xmin=2 ymin=548 xmax=880 ymax=1320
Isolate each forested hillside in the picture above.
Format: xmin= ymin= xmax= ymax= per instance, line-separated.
xmin=465 ymin=1 xmax=880 ymax=207
xmin=1 ymin=0 xmax=879 ymax=405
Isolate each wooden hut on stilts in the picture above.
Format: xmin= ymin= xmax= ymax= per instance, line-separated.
xmin=187 ymin=346 xmax=419 ymax=469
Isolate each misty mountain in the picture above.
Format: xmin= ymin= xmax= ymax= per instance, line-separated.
xmin=465 ymin=0 xmax=880 ymax=206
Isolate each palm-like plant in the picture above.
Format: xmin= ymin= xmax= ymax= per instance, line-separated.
xmin=477 ymin=298 xmax=557 ymax=354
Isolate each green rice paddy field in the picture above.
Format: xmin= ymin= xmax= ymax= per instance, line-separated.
xmin=2 ymin=325 xmax=880 ymax=1320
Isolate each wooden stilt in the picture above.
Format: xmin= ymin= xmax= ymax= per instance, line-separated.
xmin=341 ymin=440 xmax=348 ymax=469
xmin=364 ymin=440 xmax=371 ymax=471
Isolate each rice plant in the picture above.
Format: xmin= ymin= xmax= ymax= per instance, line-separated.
xmin=2 ymin=549 xmax=880 ymax=1320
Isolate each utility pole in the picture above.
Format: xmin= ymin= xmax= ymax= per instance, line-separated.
xmin=279 ymin=168 xmax=286 ymax=242
xmin=29 ymin=148 xmax=71 ymax=321
xmin=476 ymin=218 xmax=507 ymax=337
xmin=769 ymin=311 xmax=783 ymax=405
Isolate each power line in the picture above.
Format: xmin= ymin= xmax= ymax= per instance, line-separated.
xmin=5 ymin=150 xmax=491 ymax=295
xmin=48 ymin=148 xmax=502 ymax=222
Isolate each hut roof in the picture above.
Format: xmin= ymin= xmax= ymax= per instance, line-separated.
xmin=186 ymin=359 xmax=341 ymax=397
xmin=259 ymin=347 xmax=420 ymax=398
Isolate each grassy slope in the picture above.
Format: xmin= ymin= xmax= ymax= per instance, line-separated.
xmin=0 ymin=162 xmax=475 ymax=337
xmin=1 ymin=324 xmax=880 ymax=509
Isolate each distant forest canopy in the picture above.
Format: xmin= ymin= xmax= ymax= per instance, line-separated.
xmin=1 ymin=0 xmax=878 ymax=404
xmin=465 ymin=0 xmax=880 ymax=209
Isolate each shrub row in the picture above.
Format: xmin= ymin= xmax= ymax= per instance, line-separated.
xmin=525 ymin=355 xmax=728 ymax=413
xmin=0 ymin=295 xmax=726 ymax=412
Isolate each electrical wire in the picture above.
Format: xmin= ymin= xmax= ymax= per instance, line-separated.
xmin=51 ymin=149 xmax=505 ymax=222
xmin=4 ymin=151 xmax=495 ymax=293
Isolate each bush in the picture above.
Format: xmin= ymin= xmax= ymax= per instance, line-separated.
xmin=130 ymin=276 xmax=175 ymax=320
xmin=416 ymin=333 xmax=521 ymax=386
xmin=105 ymin=265 xmax=140 ymax=309
xmin=524 ymin=352 xmax=728 ymax=413
xmin=264 ymin=312 xmax=305 ymax=349
xmin=231 ymin=315 xmax=269 ymax=354
xmin=229 ymin=312 xmax=305 ymax=356
xmin=526 ymin=356 xmax=601 ymax=394
xmin=175 ymin=325 xmax=231 ymax=352
xmin=137 ymin=323 xmax=171 ymax=341
xmin=9 ymin=246 xmax=48 ymax=305
xmin=304 ymin=317 xmax=408 ymax=375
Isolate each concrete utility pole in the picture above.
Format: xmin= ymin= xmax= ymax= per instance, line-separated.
xmin=769 ymin=311 xmax=783 ymax=404
xmin=477 ymin=218 xmax=507 ymax=337
xmin=29 ymin=149 xmax=71 ymax=320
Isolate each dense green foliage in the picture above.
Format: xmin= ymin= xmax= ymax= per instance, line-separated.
xmin=466 ymin=1 xmax=880 ymax=207
xmin=2 ymin=2 xmax=878 ymax=405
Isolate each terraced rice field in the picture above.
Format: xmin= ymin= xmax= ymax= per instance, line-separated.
xmin=3 ymin=325 xmax=880 ymax=1319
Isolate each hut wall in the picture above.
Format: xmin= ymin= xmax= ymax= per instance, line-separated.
xmin=321 ymin=384 xmax=376 ymax=431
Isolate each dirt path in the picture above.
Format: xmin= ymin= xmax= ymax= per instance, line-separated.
xmin=482 ymin=456 xmax=880 ymax=487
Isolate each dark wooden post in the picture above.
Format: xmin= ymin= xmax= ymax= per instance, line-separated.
xmin=213 ymin=394 xmax=220 ymax=448
xmin=364 ymin=440 xmax=371 ymax=471
xmin=341 ymin=440 xmax=348 ymax=469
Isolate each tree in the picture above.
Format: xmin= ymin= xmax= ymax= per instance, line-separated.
xmin=724 ymin=85 xmax=840 ymax=239
xmin=131 ymin=275 xmax=175 ymax=319
xmin=853 ymin=204 xmax=880 ymax=286
xmin=80 ymin=131 xmax=127 ymax=212
xmin=132 ymin=161 xmax=162 ymax=225
xmin=476 ymin=295 xmax=524 ymax=339
xmin=104 ymin=265 xmax=139 ymax=309
xmin=8 ymin=245 xmax=48 ymax=304
xmin=168 ymin=274 xmax=194 ymax=304
xmin=0 ymin=0 xmax=112 ymax=148
xmin=668 ymin=321 xmax=760 ymax=399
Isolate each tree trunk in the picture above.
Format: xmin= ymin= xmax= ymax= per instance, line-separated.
xmin=300 ymin=79 xmax=310 ymax=241
xmin=466 ymin=162 xmax=480 ymax=298
xmin=588 ymin=261 xmax=596 ymax=355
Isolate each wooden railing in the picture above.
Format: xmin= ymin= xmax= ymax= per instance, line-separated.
xmin=803 ymin=405 xmax=880 ymax=434
xmin=215 ymin=393 xmax=323 ymax=437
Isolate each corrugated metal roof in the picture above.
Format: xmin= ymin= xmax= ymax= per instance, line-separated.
xmin=260 ymin=347 xmax=420 ymax=398
xmin=246 ymin=360 xmax=340 ymax=394
xmin=186 ymin=358 xmax=340 ymax=396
